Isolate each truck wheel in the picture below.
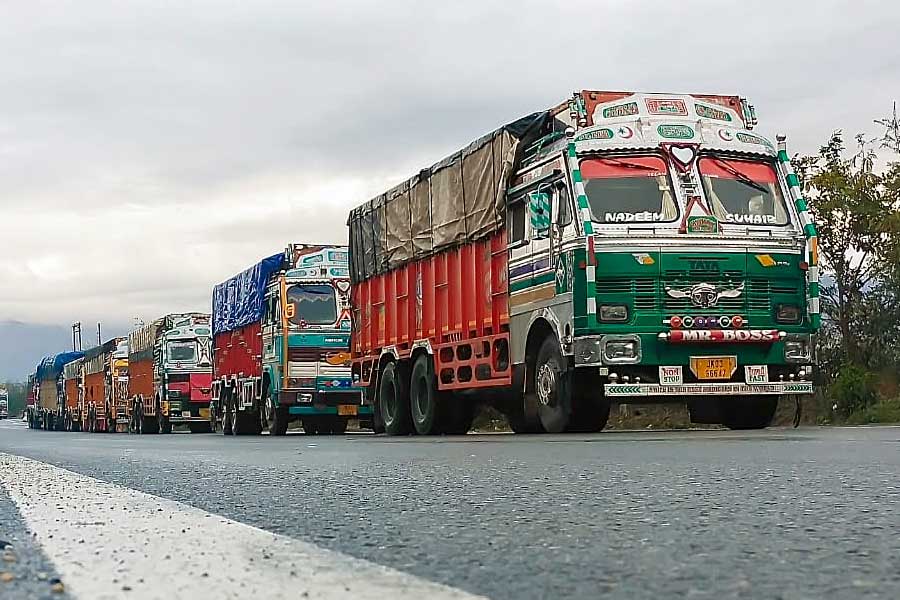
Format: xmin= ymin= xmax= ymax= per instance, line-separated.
xmin=222 ymin=395 xmax=234 ymax=436
xmin=533 ymin=337 xmax=572 ymax=434
xmin=721 ymin=396 xmax=778 ymax=430
xmin=379 ymin=362 xmax=412 ymax=436
xmin=567 ymin=371 xmax=611 ymax=433
xmin=409 ymin=355 xmax=441 ymax=435
xmin=263 ymin=395 xmax=289 ymax=436
xmin=159 ymin=416 xmax=172 ymax=434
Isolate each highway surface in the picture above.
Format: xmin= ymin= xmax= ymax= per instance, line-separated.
xmin=1 ymin=417 xmax=898 ymax=599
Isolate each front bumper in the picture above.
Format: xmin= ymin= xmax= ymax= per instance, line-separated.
xmin=606 ymin=381 xmax=813 ymax=397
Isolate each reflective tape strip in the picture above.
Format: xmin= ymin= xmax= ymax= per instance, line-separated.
xmin=586 ymin=265 xmax=596 ymax=283
xmin=586 ymin=297 xmax=597 ymax=315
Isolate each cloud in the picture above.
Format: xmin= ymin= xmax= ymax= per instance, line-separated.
xmin=1 ymin=0 xmax=899 ymax=326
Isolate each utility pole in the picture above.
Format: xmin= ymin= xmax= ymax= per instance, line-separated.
xmin=97 ymin=322 xmax=102 ymax=346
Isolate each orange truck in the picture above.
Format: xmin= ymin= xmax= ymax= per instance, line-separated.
xmin=63 ymin=358 xmax=84 ymax=431
xmin=80 ymin=338 xmax=127 ymax=432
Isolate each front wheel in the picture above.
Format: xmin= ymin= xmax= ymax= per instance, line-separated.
xmin=533 ymin=337 xmax=572 ymax=434
xmin=262 ymin=394 xmax=288 ymax=436
xmin=721 ymin=396 xmax=778 ymax=430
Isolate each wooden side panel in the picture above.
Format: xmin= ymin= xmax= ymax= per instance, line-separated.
xmin=213 ymin=322 xmax=262 ymax=379
xmin=351 ymin=230 xmax=509 ymax=358
xmin=84 ymin=372 xmax=105 ymax=407
xmin=64 ymin=378 xmax=78 ymax=410
xmin=128 ymin=358 xmax=154 ymax=399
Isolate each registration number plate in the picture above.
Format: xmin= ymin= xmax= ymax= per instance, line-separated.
xmin=690 ymin=356 xmax=737 ymax=380
xmin=199 ymin=408 xmax=210 ymax=419
xmin=337 ymin=405 xmax=357 ymax=416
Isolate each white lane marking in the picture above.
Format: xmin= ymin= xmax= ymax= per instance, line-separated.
xmin=0 ymin=453 xmax=486 ymax=600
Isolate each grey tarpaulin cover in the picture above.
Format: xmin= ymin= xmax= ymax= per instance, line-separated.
xmin=348 ymin=111 xmax=548 ymax=283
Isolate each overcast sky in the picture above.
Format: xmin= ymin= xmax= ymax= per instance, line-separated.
xmin=2 ymin=0 xmax=898 ymax=330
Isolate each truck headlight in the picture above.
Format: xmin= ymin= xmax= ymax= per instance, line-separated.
xmin=573 ymin=337 xmax=602 ymax=365
xmin=599 ymin=304 xmax=629 ymax=323
xmin=784 ymin=335 xmax=811 ymax=362
xmin=601 ymin=335 xmax=641 ymax=364
xmin=775 ymin=304 xmax=801 ymax=324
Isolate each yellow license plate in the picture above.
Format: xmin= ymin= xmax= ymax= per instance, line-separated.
xmin=690 ymin=356 xmax=737 ymax=380
xmin=337 ymin=405 xmax=357 ymax=416
xmin=199 ymin=408 xmax=210 ymax=419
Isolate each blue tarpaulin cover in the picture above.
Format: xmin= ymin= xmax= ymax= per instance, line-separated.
xmin=212 ymin=253 xmax=284 ymax=336
xmin=35 ymin=351 xmax=85 ymax=381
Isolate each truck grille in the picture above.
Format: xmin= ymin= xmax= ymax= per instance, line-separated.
xmin=595 ymin=277 xmax=658 ymax=310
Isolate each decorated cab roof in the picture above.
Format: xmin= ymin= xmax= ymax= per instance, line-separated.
xmin=568 ymin=92 xmax=774 ymax=157
xmin=283 ymin=244 xmax=349 ymax=281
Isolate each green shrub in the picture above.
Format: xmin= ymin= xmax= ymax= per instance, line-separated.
xmin=827 ymin=365 xmax=879 ymax=418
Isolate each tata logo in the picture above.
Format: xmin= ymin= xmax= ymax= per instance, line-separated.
xmin=689 ymin=260 xmax=719 ymax=272
xmin=666 ymin=282 xmax=744 ymax=308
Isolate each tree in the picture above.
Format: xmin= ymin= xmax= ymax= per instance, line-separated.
xmin=795 ymin=132 xmax=900 ymax=366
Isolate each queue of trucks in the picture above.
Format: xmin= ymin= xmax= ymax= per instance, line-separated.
xmin=23 ymin=89 xmax=820 ymax=436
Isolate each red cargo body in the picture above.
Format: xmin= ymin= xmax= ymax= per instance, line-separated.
xmin=129 ymin=357 xmax=154 ymax=415
xmin=83 ymin=371 xmax=106 ymax=427
xmin=352 ymin=231 xmax=510 ymax=391
xmin=64 ymin=378 xmax=78 ymax=412
xmin=213 ymin=322 xmax=263 ymax=381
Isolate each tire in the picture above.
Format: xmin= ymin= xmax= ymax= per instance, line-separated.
xmin=721 ymin=396 xmax=778 ymax=430
xmin=222 ymin=392 xmax=234 ymax=436
xmin=159 ymin=416 xmax=172 ymax=434
xmin=567 ymin=370 xmax=611 ymax=433
xmin=533 ymin=337 xmax=572 ymax=434
xmin=262 ymin=393 xmax=288 ymax=436
xmin=379 ymin=362 xmax=412 ymax=436
xmin=409 ymin=355 xmax=441 ymax=435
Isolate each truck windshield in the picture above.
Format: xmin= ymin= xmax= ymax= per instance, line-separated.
xmin=581 ymin=156 xmax=677 ymax=224
xmin=287 ymin=284 xmax=337 ymax=326
xmin=167 ymin=341 xmax=197 ymax=362
xmin=699 ymin=157 xmax=789 ymax=226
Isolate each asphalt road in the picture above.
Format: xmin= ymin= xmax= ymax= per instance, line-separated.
xmin=1 ymin=418 xmax=899 ymax=599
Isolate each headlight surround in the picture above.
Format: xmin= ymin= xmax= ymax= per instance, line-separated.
xmin=784 ymin=334 xmax=812 ymax=362
xmin=599 ymin=304 xmax=629 ymax=323
xmin=775 ymin=304 xmax=801 ymax=324
xmin=601 ymin=335 xmax=641 ymax=364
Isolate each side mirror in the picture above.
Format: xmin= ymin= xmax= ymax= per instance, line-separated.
xmin=528 ymin=190 xmax=551 ymax=239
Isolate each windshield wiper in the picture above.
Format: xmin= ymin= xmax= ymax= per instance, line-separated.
xmin=709 ymin=157 xmax=769 ymax=194
xmin=595 ymin=156 xmax=660 ymax=172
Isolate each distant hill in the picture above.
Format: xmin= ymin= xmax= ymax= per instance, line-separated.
xmin=0 ymin=320 xmax=129 ymax=381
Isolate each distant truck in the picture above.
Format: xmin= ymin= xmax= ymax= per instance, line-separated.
xmin=27 ymin=352 xmax=84 ymax=430
xmin=0 ymin=387 xmax=8 ymax=419
xmin=80 ymin=338 xmax=129 ymax=432
xmin=63 ymin=358 xmax=84 ymax=431
xmin=212 ymin=244 xmax=369 ymax=436
xmin=348 ymin=90 xmax=819 ymax=435
xmin=128 ymin=313 xmax=213 ymax=434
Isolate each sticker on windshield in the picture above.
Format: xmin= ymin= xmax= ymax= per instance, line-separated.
xmin=604 ymin=211 xmax=663 ymax=223
xmin=725 ymin=213 xmax=777 ymax=225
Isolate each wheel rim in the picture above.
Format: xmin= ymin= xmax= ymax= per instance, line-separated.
xmin=382 ymin=382 xmax=397 ymax=425
xmin=536 ymin=362 xmax=557 ymax=407
xmin=265 ymin=397 xmax=275 ymax=426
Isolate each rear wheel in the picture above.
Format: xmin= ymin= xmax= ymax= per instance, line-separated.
xmin=222 ymin=391 xmax=234 ymax=436
xmin=379 ymin=362 xmax=411 ymax=436
xmin=534 ymin=337 xmax=572 ymax=434
xmin=409 ymin=355 xmax=441 ymax=435
xmin=721 ymin=396 xmax=778 ymax=430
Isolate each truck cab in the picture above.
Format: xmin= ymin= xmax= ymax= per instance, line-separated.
xmin=0 ymin=388 xmax=8 ymax=419
xmin=508 ymin=91 xmax=817 ymax=430
xmin=261 ymin=245 xmax=370 ymax=435
xmin=157 ymin=315 xmax=213 ymax=432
